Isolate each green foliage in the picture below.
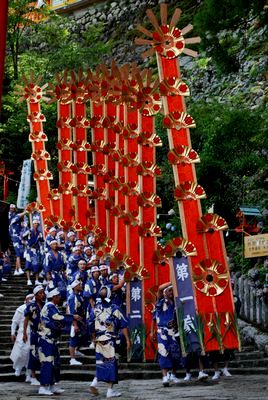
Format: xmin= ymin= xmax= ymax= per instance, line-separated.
xmin=158 ymin=211 xmax=182 ymax=244
xmin=1 ymin=5 xmax=113 ymax=203
xmin=22 ymin=16 xmax=112 ymax=77
xmin=189 ymin=101 xmax=268 ymax=225
xmin=6 ymin=190 xmax=18 ymax=205
xmin=193 ymin=0 xmax=267 ymax=73
xmin=7 ymin=0 xmax=49 ymax=79
xmin=226 ymin=240 xmax=251 ymax=275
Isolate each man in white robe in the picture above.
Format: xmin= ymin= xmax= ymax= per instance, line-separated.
xmin=10 ymin=293 xmax=34 ymax=380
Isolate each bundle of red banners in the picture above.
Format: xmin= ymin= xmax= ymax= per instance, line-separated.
xmin=18 ymin=4 xmax=239 ymax=359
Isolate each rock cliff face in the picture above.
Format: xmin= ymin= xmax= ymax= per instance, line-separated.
xmin=63 ymin=0 xmax=267 ymax=109
xmin=67 ymin=0 xmax=161 ymax=65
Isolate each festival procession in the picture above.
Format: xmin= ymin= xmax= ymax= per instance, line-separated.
xmin=0 ymin=0 xmax=267 ymax=399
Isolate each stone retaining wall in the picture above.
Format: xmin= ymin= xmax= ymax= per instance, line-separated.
xmin=70 ymin=0 xmax=159 ymax=31
xmin=234 ymin=276 xmax=268 ymax=329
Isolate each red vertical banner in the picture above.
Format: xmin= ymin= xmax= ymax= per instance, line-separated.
xmin=72 ymin=98 xmax=90 ymax=231
xmin=103 ymin=101 xmax=117 ymax=240
xmin=135 ymin=4 xmax=239 ymax=352
xmin=19 ymin=76 xmax=52 ymax=227
xmin=124 ymin=107 xmax=139 ymax=264
xmin=139 ymin=112 xmax=161 ymax=360
xmin=0 ymin=0 xmax=8 ymax=112
xmin=115 ymin=104 xmax=127 ymax=254
xmin=91 ymin=101 xmax=106 ymax=234
xmin=57 ymin=102 xmax=74 ymax=223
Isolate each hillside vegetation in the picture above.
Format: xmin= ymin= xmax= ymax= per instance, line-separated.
xmin=1 ymin=0 xmax=267 ymax=232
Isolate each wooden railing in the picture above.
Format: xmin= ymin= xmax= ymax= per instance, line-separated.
xmin=234 ymin=276 xmax=268 ymax=329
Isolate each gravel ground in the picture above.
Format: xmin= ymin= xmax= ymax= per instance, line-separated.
xmin=0 ymin=375 xmax=267 ymax=400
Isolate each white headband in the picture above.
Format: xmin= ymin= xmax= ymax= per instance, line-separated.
xmin=33 ymin=285 xmax=44 ymax=295
xmin=47 ymin=288 xmax=60 ymax=298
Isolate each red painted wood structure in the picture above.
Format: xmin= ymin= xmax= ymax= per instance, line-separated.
xmin=135 ymin=4 xmax=239 ymax=353
xmin=19 ymin=3 xmax=239 ymax=358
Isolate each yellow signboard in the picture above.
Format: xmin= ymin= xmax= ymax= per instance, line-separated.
xmin=50 ymin=0 xmax=83 ymax=10
xmin=244 ymin=234 xmax=268 ymax=258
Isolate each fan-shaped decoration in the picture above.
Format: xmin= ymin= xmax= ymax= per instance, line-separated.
xmin=111 ymin=150 xmax=123 ymax=163
xmin=57 ymin=138 xmax=73 ymax=150
xmin=136 ymin=162 xmax=162 ymax=177
xmin=56 ymin=116 xmax=72 ymax=128
xmin=91 ymin=187 xmax=106 ymax=200
xmin=102 ymin=142 xmax=117 ymax=155
xmin=91 ymin=164 xmax=105 ymax=175
xmin=29 ymin=131 xmax=48 ymax=142
xmin=120 ymin=211 xmax=139 ymax=226
xmin=25 ymin=201 xmax=46 ymax=213
xmin=159 ymin=77 xmax=190 ymax=97
xmin=135 ymin=4 xmax=201 ymax=60
xmin=58 ymin=219 xmax=80 ymax=232
xmin=71 ymin=185 xmax=92 ymax=197
xmin=145 ymin=285 xmax=159 ymax=306
xmin=71 ymin=140 xmax=91 ymax=151
xmin=71 ymin=162 xmax=92 ymax=174
xmin=80 ymin=224 xmax=96 ymax=236
xmin=164 ymin=237 xmax=197 ymax=258
xmin=90 ymin=140 xmax=105 ymax=152
xmin=47 ymin=72 xmax=74 ymax=104
xmin=122 ymin=124 xmax=139 ymax=139
xmin=174 ymin=182 xmax=206 ymax=201
xmin=138 ymin=222 xmax=162 ymax=237
xmin=124 ymin=264 xmax=149 ymax=282
xmin=137 ymin=131 xmax=162 ymax=147
xmin=58 ymin=182 xmax=74 ymax=194
xmin=31 ymin=150 xmax=51 ymax=161
xmin=121 ymin=181 xmax=139 ymax=196
xmin=27 ymin=112 xmax=46 ymax=123
xmin=163 ymin=111 xmax=196 ymax=131
xmin=121 ymin=152 xmax=138 ymax=167
xmin=137 ymin=192 xmax=162 ymax=208
xmin=197 ymin=214 xmax=228 ymax=233
xmin=104 ymin=198 xmax=115 ymax=210
xmin=90 ymin=115 xmax=113 ymax=129
xmin=167 ymin=145 xmax=200 ymax=165
xmin=44 ymin=215 xmax=62 ymax=229
xmin=87 ymin=66 xmax=120 ymax=104
xmin=128 ymin=69 xmax=162 ymax=116
xmin=111 ymin=177 xmax=125 ymax=192
xmin=103 ymin=171 xmax=116 ymax=184
xmin=68 ymin=70 xmax=91 ymax=103
xmin=47 ymin=189 xmax=60 ymax=200
xmin=69 ymin=116 xmax=90 ymax=128
xmin=111 ymin=205 xmax=125 ymax=218
xmin=57 ymin=161 xmax=74 ymax=172
xmin=16 ymin=72 xmax=49 ymax=103
xmin=152 ymin=244 xmax=169 ymax=267
xmin=33 ymin=169 xmax=53 ymax=181
xmin=192 ymin=259 xmax=229 ymax=296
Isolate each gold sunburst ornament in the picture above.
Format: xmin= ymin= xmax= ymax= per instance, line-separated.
xmin=135 ymin=4 xmax=201 ymax=59
xmin=193 ymin=259 xmax=229 ymax=296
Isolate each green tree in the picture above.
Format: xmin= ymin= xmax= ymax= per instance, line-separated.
xmin=189 ymin=101 xmax=268 ymax=225
xmin=194 ymin=0 xmax=267 ymax=72
xmin=1 ymin=4 xmax=112 ymax=201
xmin=7 ymin=0 xmax=48 ymax=80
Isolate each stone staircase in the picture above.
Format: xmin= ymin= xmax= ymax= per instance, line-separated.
xmin=0 ymin=273 xmax=268 ymax=382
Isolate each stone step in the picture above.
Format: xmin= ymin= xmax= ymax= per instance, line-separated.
xmin=235 ymin=350 xmax=265 ymax=360
xmin=0 ymin=295 xmax=28 ymax=301
xmin=1 ymin=355 xmax=268 ymax=373
xmin=0 ymin=314 xmax=16 ymax=319
xmin=0 ymin=318 xmax=13 ymax=323
xmin=1 ymin=367 xmax=268 ymax=383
